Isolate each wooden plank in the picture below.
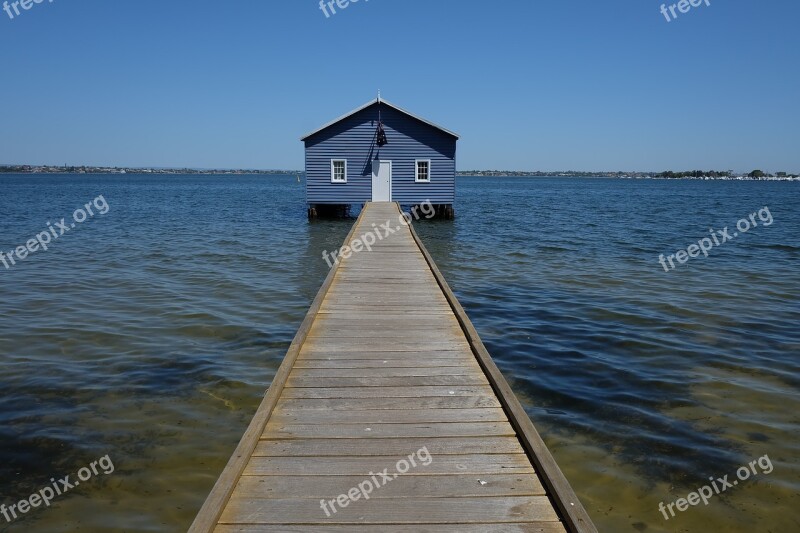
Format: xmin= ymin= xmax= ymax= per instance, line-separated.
xmin=306 ymin=330 xmax=464 ymax=339
xmin=312 ymin=318 xmax=460 ymax=325
xmin=301 ymin=346 xmax=468 ymax=354
xmin=332 ymin=277 xmax=438 ymax=283
xmin=243 ymin=454 xmax=533 ymax=476
xmin=332 ymin=265 xmax=428 ymax=270
xmin=293 ymin=358 xmax=478 ymax=369
xmin=322 ymin=295 xmax=441 ymax=301
xmin=285 ymin=375 xmax=488 ymax=388
xmin=299 ymin=350 xmax=469 ymax=360
xmin=312 ymin=316 xmax=456 ymax=323
xmin=320 ymin=295 xmax=449 ymax=302
xmin=254 ymin=437 xmax=523 ymax=456
xmin=290 ymin=367 xmax=479 ymax=378
xmin=300 ymin=341 xmax=471 ymax=351
xmin=232 ymin=473 xmax=546 ymax=499
xmin=261 ymin=421 xmax=517 ymax=439
xmin=315 ymin=311 xmax=455 ymax=317
xmin=219 ymin=496 xmax=560 ymax=525
xmin=270 ymin=408 xmax=508 ymax=424
xmin=216 ymin=525 xmax=567 ymax=533
xmin=324 ymin=293 xmax=445 ymax=299
xmin=274 ymin=396 xmax=502 ymax=411
xmin=280 ymin=386 xmax=495 ymax=399
xmin=331 ymin=276 xmax=436 ymax=282
xmin=310 ymin=320 xmax=461 ymax=328
xmin=328 ymin=283 xmax=444 ymax=294
xmin=318 ymin=305 xmax=454 ymax=312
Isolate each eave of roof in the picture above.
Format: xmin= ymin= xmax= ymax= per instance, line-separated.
xmin=300 ymin=98 xmax=460 ymax=141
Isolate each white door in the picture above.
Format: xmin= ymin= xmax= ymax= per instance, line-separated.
xmin=371 ymin=160 xmax=392 ymax=201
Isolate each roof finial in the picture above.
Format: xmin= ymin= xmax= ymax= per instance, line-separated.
xmin=378 ymin=89 xmax=381 ymax=103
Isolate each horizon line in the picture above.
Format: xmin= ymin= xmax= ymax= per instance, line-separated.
xmin=2 ymin=164 xmax=796 ymax=175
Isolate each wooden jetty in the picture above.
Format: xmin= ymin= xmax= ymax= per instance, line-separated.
xmin=191 ymin=202 xmax=596 ymax=532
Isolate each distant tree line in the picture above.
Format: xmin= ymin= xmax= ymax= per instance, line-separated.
xmin=657 ymin=170 xmax=731 ymax=178
xmin=657 ymin=169 xmax=797 ymax=178
xmin=0 ymin=165 xmax=32 ymax=173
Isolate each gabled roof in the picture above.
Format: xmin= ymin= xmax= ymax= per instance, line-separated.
xmin=300 ymin=97 xmax=460 ymax=141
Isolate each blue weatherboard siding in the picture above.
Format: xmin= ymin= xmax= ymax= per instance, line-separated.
xmin=303 ymin=102 xmax=457 ymax=205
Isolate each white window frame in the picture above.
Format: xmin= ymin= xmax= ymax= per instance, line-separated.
xmin=415 ymin=159 xmax=431 ymax=183
xmin=331 ymin=159 xmax=347 ymax=183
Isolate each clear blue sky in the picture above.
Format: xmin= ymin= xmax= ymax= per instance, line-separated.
xmin=1 ymin=0 xmax=797 ymax=172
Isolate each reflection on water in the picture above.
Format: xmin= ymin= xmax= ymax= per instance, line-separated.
xmin=0 ymin=175 xmax=798 ymax=532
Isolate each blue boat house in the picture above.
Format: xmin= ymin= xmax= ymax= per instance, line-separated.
xmin=301 ymin=96 xmax=459 ymax=219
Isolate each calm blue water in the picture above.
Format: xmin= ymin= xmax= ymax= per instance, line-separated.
xmin=0 ymin=175 xmax=798 ymax=532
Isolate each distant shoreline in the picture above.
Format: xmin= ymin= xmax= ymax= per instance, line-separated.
xmin=1 ymin=166 xmax=797 ymax=181
xmin=457 ymin=171 xmax=799 ymax=180
xmin=0 ymin=166 xmax=299 ymax=176
xmin=456 ymin=173 xmax=799 ymax=181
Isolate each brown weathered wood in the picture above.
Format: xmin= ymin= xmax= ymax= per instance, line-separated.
xmin=300 ymin=340 xmax=471 ymax=351
xmin=289 ymin=366 xmax=480 ymax=378
xmin=260 ymin=421 xmax=517 ymax=439
xmin=305 ymin=331 xmax=464 ymax=340
xmin=270 ymin=407 xmax=506 ymax=424
xmin=285 ymin=375 xmax=489 ymax=388
xmin=254 ymin=436 xmax=523 ymax=456
xmin=233 ymin=473 xmax=546 ymax=498
xmin=244 ymin=453 xmax=533 ymax=476
xmin=306 ymin=328 xmax=462 ymax=338
xmin=280 ymin=385 xmax=495 ymax=399
xmin=219 ymin=496 xmax=560 ymax=525
xmin=275 ymin=396 xmax=502 ymax=410
xmin=293 ymin=357 xmax=478 ymax=369
xmin=299 ymin=350 xmax=469 ymax=360
xmin=216 ymin=525 xmax=567 ymax=533
xmin=193 ymin=202 xmax=594 ymax=532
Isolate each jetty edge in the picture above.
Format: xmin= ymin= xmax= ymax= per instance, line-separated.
xmin=190 ymin=201 xmax=596 ymax=532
